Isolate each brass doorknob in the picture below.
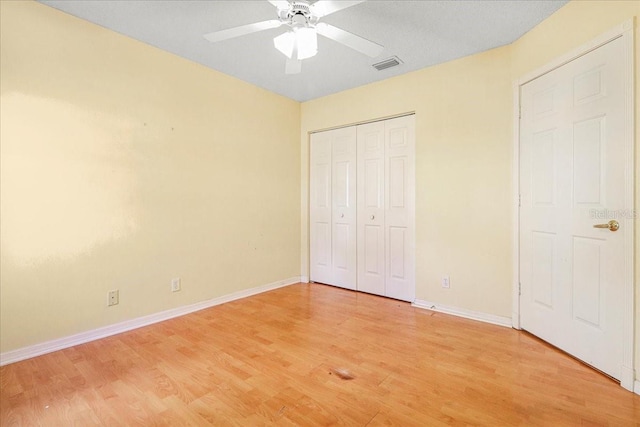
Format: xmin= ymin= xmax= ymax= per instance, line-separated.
xmin=593 ymin=220 xmax=619 ymax=231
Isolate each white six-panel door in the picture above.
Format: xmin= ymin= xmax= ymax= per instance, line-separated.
xmin=310 ymin=127 xmax=357 ymax=290
xmin=520 ymin=36 xmax=627 ymax=380
xmin=356 ymin=115 xmax=415 ymax=301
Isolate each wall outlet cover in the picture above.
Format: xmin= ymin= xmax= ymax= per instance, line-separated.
xmin=171 ymin=278 xmax=181 ymax=292
xmin=108 ymin=289 xmax=119 ymax=306
xmin=441 ymin=276 xmax=450 ymax=289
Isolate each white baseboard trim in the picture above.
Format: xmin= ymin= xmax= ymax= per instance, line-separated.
xmin=634 ymin=380 xmax=640 ymax=395
xmin=300 ymin=275 xmax=309 ymax=283
xmin=620 ymin=365 xmax=635 ymax=392
xmin=0 ymin=276 xmax=302 ymax=367
xmin=412 ymin=299 xmax=512 ymax=328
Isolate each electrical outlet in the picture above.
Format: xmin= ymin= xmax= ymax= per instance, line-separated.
xmin=441 ymin=276 xmax=450 ymax=289
xmin=171 ymin=278 xmax=181 ymax=292
xmin=108 ymin=289 xmax=119 ymax=306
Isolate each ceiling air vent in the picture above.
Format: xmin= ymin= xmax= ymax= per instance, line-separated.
xmin=372 ymin=56 xmax=403 ymax=71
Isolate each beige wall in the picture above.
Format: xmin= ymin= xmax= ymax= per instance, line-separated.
xmin=301 ymin=0 xmax=638 ymax=378
xmin=301 ymin=47 xmax=514 ymax=318
xmin=0 ymin=1 xmax=301 ymax=353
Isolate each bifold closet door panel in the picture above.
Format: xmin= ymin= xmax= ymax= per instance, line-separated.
xmin=330 ymin=127 xmax=357 ymax=290
xmin=309 ymin=131 xmax=333 ymax=285
xmin=384 ymin=115 xmax=415 ymax=302
xmin=311 ymin=116 xmax=413 ymax=299
xmin=356 ymin=121 xmax=386 ymax=296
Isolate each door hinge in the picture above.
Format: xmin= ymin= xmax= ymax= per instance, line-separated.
xmin=519 ymin=282 xmax=522 ymax=296
xmin=518 ymin=194 xmax=521 ymax=207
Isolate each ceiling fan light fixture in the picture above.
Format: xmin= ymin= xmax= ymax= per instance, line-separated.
xmin=296 ymin=27 xmax=318 ymax=59
xmin=274 ymin=31 xmax=295 ymax=58
xmin=274 ymin=27 xmax=318 ymax=60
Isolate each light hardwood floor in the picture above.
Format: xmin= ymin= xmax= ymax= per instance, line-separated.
xmin=1 ymin=283 xmax=639 ymax=426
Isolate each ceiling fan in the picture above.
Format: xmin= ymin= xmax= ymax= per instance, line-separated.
xmin=203 ymin=0 xmax=384 ymax=74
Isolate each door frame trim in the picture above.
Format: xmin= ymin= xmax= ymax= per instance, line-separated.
xmin=512 ymin=19 xmax=635 ymax=391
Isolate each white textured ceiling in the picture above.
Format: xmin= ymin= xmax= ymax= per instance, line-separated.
xmin=39 ymin=0 xmax=568 ymax=102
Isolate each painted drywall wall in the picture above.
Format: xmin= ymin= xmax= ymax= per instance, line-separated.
xmin=301 ymin=46 xmax=514 ymax=318
xmin=510 ymin=0 xmax=640 ymax=388
xmin=0 ymin=1 xmax=301 ymax=353
xmin=301 ymin=0 xmax=638 ymax=381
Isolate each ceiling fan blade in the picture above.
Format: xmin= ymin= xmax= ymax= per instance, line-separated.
xmin=268 ymin=0 xmax=290 ymax=10
xmin=315 ymin=23 xmax=383 ymax=58
xmin=285 ymin=58 xmax=302 ymax=74
xmin=311 ymin=1 xmax=366 ymax=17
xmin=203 ymin=20 xmax=282 ymax=43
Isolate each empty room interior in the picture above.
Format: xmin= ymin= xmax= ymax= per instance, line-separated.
xmin=1 ymin=0 xmax=640 ymax=425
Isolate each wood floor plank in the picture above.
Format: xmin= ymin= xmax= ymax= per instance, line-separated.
xmin=2 ymin=283 xmax=639 ymax=426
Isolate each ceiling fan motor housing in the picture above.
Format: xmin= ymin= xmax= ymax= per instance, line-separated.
xmin=278 ymin=1 xmax=318 ymax=28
